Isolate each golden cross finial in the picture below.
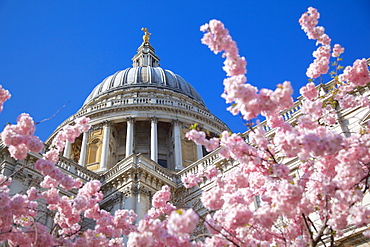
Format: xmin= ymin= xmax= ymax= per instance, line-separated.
xmin=141 ymin=27 xmax=151 ymax=43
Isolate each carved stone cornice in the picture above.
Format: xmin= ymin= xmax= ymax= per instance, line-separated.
xmin=75 ymin=104 xmax=227 ymax=133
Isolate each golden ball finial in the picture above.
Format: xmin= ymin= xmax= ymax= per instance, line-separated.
xmin=141 ymin=27 xmax=151 ymax=43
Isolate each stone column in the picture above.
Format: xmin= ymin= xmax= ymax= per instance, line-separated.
xmin=173 ymin=120 xmax=184 ymax=170
xmin=196 ymin=144 xmax=203 ymax=160
xmin=63 ymin=141 xmax=72 ymax=159
xmin=150 ymin=117 xmax=158 ymax=162
xmin=79 ymin=132 xmax=88 ymax=166
xmin=100 ymin=122 xmax=111 ymax=171
xmin=126 ymin=117 xmax=135 ymax=157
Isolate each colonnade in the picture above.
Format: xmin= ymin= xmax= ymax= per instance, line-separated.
xmin=71 ymin=117 xmax=204 ymax=172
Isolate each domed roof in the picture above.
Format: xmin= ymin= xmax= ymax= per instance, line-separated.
xmin=84 ymin=66 xmax=205 ymax=105
xmin=84 ymin=35 xmax=205 ymax=106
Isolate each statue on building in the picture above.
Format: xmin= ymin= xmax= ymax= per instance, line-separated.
xmin=141 ymin=27 xmax=151 ymax=43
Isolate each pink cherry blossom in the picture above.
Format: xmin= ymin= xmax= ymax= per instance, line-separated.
xmin=300 ymin=81 xmax=318 ymax=100
xmin=332 ymin=44 xmax=344 ymax=57
xmin=181 ymin=173 xmax=202 ymax=188
xmin=167 ymin=208 xmax=199 ymax=236
xmin=1 ymin=113 xmax=43 ymax=160
xmin=0 ymin=85 xmax=11 ymax=112
xmin=339 ymin=58 xmax=370 ymax=87
xmin=1 ymin=6 xmax=370 ymax=247
xmin=152 ymin=185 xmax=171 ymax=208
xmin=201 ymin=187 xmax=225 ymax=210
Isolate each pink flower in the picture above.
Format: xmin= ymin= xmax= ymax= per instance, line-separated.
xmin=300 ymin=99 xmax=322 ymax=119
xmin=300 ymin=82 xmax=318 ymax=100
xmin=16 ymin=113 xmax=36 ymax=135
xmin=299 ymin=7 xmax=320 ymax=39
xmin=42 ymin=188 xmax=60 ymax=204
xmin=339 ymin=94 xmax=357 ymax=109
xmin=0 ymin=174 xmax=11 ymax=187
xmin=317 ymin=33 xmax=331 ymax=46
xmin=204 ymin=165 xmax=219 ymax=180
xmin=181 ymin=173 xmax=202 ymax=188
xmin=0 ymin=85 xmax=11 ymax=112
xmin=40 ymin=176 xmax=59 ymax=188
xmin=43 ymin=149 xmax=59 ymax=163
xmin=113 ymin=209 xmax=136 ymax=235
xmin=185 ymin=129 xmax=206 ymax=145
xmin=339 ymin=58 xmax=370 ymax=87
xmin=300 ymin=7 xmax=333 ymax=79
xmin=127 ymin=231 xmax=153 ymax=247
xmin=201 ymin=187 xmax=224 ymax=210
xmin=82 ymin=180 xmax=102 ymax=195
xmin=152 ymin=185 xmax=171 ymax=208
xmin=306 ymin=55 xmax=330 ymax=78
xmin=1 ymin=113 xmax=43 ymax=160
xmin=167 ymin=208 xmax=199 ymax=236
xmin=26 ymin=135 xmax=43 ymax=153
xmin=185 ymin=129 xmax=220 ymax=152
xmin=332 ymin=44 xmax=344 ymax=57
xmin=322 ymin=105 xmax=337 ymax=125
xmin=223 ymin=204 xmax=252 ymax=228
xmin=8 ymin=143 xmax=28 ymax=160
xmin=35 ymin=159 xmax=55 ymax=176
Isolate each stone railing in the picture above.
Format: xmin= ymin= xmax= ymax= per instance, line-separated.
xmin=154 ymin=162 xmax=178 ymax=183
xmin=53 ymin=95 xmax=228 ymax=134
xmin=103 ymin=154 xmax=178 ymax=183
xmin=56 ymin=156 xmax=100 ymax=181
xmin=0 ymin=140 xmax=6 ymax=150
xmin=135 ymin=156 xmax=178 ymax=182
xmin=0 ymin=141 xmax=100 ymax=183
xmin=280 ymin=100 xmax=303 ymax=121
xmin=177 ymin=150 xmax=223 ymax=181
xmin=103 ymin=155 xmax=136 ymax=181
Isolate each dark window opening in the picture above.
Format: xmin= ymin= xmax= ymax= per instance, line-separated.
xmin=158 ymin=159 xmax=167 ymax=168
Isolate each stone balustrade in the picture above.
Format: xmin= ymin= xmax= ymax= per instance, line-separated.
xmin=56 ymin=156 xmax=100 ymax=181
xmin=0 ymin=141 xmax=100 ymax=183
xmin=52 ymin=95 xmax=228 ymax=135
xmin=154 ymin=162 xmax=178 ymax=182
xmin=102 ymin=154 xmax=178 ymax=184
xmin=177 ymin=150 xmax=223 ymax=185
xmin=103 ymin=156 xmax=136 ymax=180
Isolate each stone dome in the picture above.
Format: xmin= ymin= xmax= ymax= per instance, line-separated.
xmin=47 ymin=31 xmax=229 ymax=175
xmin=84 ymin=66 xmax=205 ymax=106
xmin=83 ymin=40 xmax=205 ymax=107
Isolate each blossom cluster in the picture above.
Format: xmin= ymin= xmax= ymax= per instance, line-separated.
xmin=1 ymin=113 xmax=43 ymax=160
xmin=128 ymin=185 xmax=199 ymax=247
xmin=299 ymin=7 xmax=336 ymax=78
xmin=185 ymin=129 xmax=220 ymax=152
xmin=330 ymin=58 xmax=370 ymax=109
xmin=339 ymin=58 xmax=370 ymax=87
xmin=34 ymin=116 xmax=90 ymax=191
xmin=1 ymin=6 xmax=370 ymax=247
xmin=201 ymin=20 xmax=294 ymax=121
xmin=0 ymin=112 xmax=138 ymax=246
xmin=181 ymin=164 xmax=219 ymax=188
xmin=332 ymin=44 xmax=344 ymax=58
xmin=0 ymin=85 xmax=10 ymax=112
xmin=180 ymin=7 xmax=370 ymax=246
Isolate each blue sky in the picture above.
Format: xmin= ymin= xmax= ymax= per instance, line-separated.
xmin=0 ymin=1 xmax=369 ymax=141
